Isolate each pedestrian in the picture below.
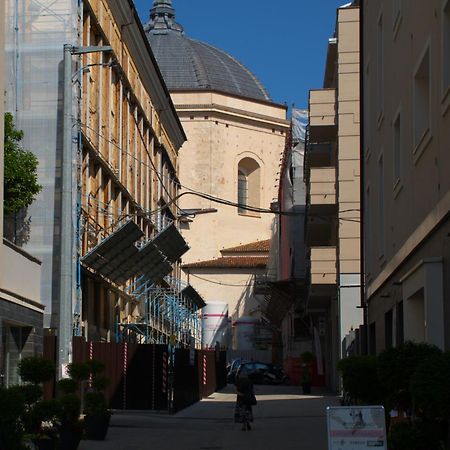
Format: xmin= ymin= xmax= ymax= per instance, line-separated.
xmin=235 ymin=367 xmax=256 ymax=431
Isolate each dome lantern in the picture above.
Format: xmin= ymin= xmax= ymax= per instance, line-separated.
xmin=149 ymin=0 xmax=184 ymax=35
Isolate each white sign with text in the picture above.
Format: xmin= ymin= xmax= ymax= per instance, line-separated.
xmin=327 ymin=406 xmax=387 ymax=450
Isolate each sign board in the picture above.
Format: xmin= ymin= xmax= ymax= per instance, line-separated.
xmin=327 ymin=406 xmax=387 ymax=450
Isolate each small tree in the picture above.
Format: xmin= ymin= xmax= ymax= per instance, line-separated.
xmin=4 ymin=112 xmax=41 ymax=215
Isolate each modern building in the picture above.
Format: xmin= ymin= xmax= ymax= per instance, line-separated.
xmin=304 ymin=2 xmax=363 ymax=390
xmin=145 ymin=0 xmax=290 ymax=354
xmin=4 ymin=0 xmax=200 ymax=375
xmin=0 ymin=0 xmax=43 ymax=387
xmin=363 ymin=0 xmax=450 ymax=353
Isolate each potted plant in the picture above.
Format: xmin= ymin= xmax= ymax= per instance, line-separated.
xmin=55 ymin=362 xmax=89 ymax=450
xmin=83 ymin=360 xmax=111 ymax=441
xmin=0 ymin=385 xmax=26 ymax=450
xmin=84 ymin=391 xmax=111 ymax=440
xmin=300 ymin=351 xmax=314 ymax=395
xmin=57 ymin=394 xmax=83 ymax=450
xmin=17 ymin=357 xmax=59 ymax=449
xmin=27 ymin=399 xmax=61 ymax=450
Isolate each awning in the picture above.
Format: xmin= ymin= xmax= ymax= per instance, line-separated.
xmin=82 ymin=220 xmax=190 ymax=286
xmin=153 ymin=223 xmax=189 ymax=263
xmin=264 ymin=281 xmax=304 ymax=326
xmin=112 ymin=241 xmax=168 ymax=286
xmin=81 ymin=220 xmax=144 ymax=282
xmin=181 ymin=285 xmax=206 ymax=309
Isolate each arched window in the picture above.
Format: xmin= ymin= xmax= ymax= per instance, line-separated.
xmin=237 ymin=158 xmax=260 ymax=214
xmin=238 ymin=170 xmax=248 ymax=213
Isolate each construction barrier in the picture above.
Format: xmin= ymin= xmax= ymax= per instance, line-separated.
xmin=56 ymin=339 xmax=229 ymax=413
xmin=72 ymin=338 xmax=169 ymax=411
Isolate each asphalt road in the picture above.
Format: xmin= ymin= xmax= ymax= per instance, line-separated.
xmin=79 ymin=385 xmax=339 ymax=450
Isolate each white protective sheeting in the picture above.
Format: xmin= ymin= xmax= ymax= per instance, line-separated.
xmin=4 ymin=0 xmax=80 ymax=326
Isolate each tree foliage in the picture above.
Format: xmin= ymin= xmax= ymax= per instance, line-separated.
xmin=4 ymin=112 xmax=41 ymax=215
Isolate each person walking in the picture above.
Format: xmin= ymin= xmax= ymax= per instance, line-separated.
xmin=235 ymin=367 xmax=256 ymax=431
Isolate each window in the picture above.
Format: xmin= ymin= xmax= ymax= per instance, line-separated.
xmin=444 ymin=1 xmax=450 ymax=91
xmin=364 ymin=63 xmax=371 ymax=156
xmin=378 ymin=155 xmax=385 ymax=258
xmin=377 ymin=14 xmax=384 ymax=119
xmin=414 ymin=46 xmax=430 ymax=149
xmin=369 ymin=322 xmax=377 ymax=355
xmin=393 ymin=111 xmax=401 ymax=185
xmin=237 ymin=158 xmax=261 ymax=215
xmin=396 ymin=301 xmax=404 ymax=346
xmin=238 ymin=170 xmax=248 ymax=213
xmin=365 ymin=186 xmax=371 ymax=274
xmin=385 ymin=309 xmax=393 ymax=349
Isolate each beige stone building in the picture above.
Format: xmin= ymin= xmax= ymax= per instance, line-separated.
xmin=0 ymin=0 xmax=44 ymax=386
xmin=363 ymin=0 xmax=450 ymax=353
xmin=146 ymin=1 xmax=290 ymax=353
xmin=305 ymin=2 xmax=362 ymax=389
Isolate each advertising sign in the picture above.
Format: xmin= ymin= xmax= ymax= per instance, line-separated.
xmin=327 ymin=406 xmax=387 ymax=450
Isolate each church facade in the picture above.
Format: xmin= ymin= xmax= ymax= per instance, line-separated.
xmin=146 ymin=1 xmax=290 ymax=355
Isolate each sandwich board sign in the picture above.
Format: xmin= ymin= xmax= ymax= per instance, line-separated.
xmin=327 ymin=406 xmax=387 ymax=450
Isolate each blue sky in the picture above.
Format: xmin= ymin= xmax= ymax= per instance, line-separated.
xmin=134 ymin=0 xmax=347 ymax=110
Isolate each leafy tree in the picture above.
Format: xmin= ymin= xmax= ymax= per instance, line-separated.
xmin=4 ymin=112 xmax=41 ymax=215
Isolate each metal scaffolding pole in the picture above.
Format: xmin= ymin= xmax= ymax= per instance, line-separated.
xmin=58 ymin=44 xmax=112 ymax=377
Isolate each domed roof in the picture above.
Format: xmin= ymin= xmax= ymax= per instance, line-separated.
xmin=144 ymin=1 xmax=271 ymax=102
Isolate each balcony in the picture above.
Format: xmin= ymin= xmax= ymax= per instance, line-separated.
xmin=309 ymin=167 xmax=336 ymax=208
xmin=310 ymin=246 xmax=336 ymax=286
xmin=309 ymin=89 xmax=336 ymax=142
xmin=306 ymin=143 xmax=334 ymax=168
xmin=0 ymin=240 xmax=42 ymax=306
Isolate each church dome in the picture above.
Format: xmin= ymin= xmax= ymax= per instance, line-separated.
xmin=145 ymin=0 xmax=271 ymax=102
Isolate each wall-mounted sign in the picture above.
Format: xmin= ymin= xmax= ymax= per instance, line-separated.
xmin=327 ymin=406 xmax=387 ymax=450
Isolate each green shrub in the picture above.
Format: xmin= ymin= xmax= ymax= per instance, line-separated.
xmin=337 ymin=355 xmax=384 ymax=405
xmin=411 ymin=352 xmax=450 ymax=421
xmin=20 ymin=383 xmax=43 ymax=405
xmin=84 ymin=392 xmax=110 ymax=418
xmin=66 ymin=362 xmax=91 ymax=382
xmin=388 ymin=421 xmax=442 ymax=450
xmin=57 ymin=378 xmax=78 ymax=395
xmin=377 ymin=341 xmax=441 ymax=410
xmin=0 ymin=386 xmax=26 ymax=449
xmin=59 ymin=394 xmax=81 ymax=425
xmin=18 ymin=357 xmax=55 ymax=385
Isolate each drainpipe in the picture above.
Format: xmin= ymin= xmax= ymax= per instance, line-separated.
xmin=358 ymin=3 xmax=368 ymax=355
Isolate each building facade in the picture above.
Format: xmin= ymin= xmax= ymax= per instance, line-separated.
xmin=305 ymin=2 xmax=363 ymax=390
xmin=363 ymin=0 xmax=450 ymax=353
xmin=5 ymin=0 xmax=200 ymax=375
xmin=0 ymin=0 xmax=44 ymax=387
xmin=146 ymin=0 xmax=290 ymax=354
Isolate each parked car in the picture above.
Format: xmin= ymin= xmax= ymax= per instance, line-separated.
xmin=232 ymin=361 xmax=290 ymax=385
xmin=226 ymin=359 xmax=248 ymax=384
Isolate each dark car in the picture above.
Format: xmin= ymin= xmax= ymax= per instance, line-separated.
xmin=226 ymin=359 xmax=248 ymax=384
xmin=233 ymin=361 xmax=290 ymax=385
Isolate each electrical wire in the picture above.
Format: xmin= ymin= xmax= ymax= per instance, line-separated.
xmin=188 ymin=272 xmax=256 ymax=287
xmin=77 ymin=119 xmax=362 ymax=218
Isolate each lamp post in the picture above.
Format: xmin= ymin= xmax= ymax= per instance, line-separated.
xmin=58 ymin=44 xmax=112 ymax=378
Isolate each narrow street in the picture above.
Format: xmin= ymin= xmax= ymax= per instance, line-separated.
xmin=79 ymin=385 xmax=339 ymax=450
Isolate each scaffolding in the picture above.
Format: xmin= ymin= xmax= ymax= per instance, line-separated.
xmin=117 ymin=276 xmax=203 ymax=349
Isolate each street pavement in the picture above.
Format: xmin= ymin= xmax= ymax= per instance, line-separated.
xmin=79 ymin=385 xmax=339 ymax=450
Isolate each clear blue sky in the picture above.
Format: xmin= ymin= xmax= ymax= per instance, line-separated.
xmin=134 ymin=0 xmax=347 ymax=109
